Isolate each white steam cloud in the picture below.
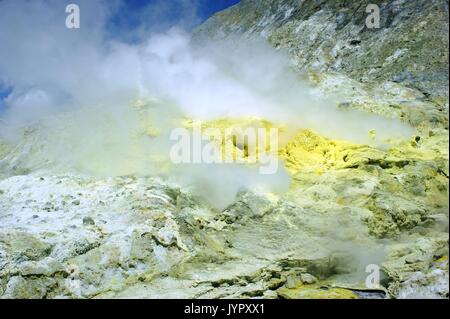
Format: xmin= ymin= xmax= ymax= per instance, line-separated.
xmin=0 ymin=0 xmax=414 ymax=207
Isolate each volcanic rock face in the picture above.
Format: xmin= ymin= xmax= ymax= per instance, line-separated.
xmin=0 ymin=0 xmax=449 ymax=299
xmin=195 ymin=0 xmax=449 ymax=103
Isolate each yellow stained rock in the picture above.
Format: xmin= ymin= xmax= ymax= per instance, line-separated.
xmin=277 ymin=283 xmax=359 ymax=299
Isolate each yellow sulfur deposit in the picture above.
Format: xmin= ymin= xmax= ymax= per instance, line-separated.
xmin=277 ymin=283 xmax=359 ymax=299
xmin=184 ymin=117 xmax=288 ymax=163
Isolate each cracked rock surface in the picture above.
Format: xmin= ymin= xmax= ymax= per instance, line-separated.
xmin=0 ymin=0 xmax=449 ymax=299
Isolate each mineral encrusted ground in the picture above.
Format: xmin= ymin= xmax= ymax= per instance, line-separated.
xmin=0 ymin=0 xmax=449 ymax=299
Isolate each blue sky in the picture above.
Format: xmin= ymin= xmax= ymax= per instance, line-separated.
xmin=0 ymin=88 xmax=11 ymax=112
xmin=0 ymin=89 xmax=10 ymax=100
xmin=107 ymin=0 xmax=241 ymax=42
xmin=197 ymin=0 xmax=240 ymax=20
xmin=110 ymin=0 xmax=240 ymax=25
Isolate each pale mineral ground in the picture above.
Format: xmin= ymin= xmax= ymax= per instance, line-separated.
xmin=0 ymin=0 xmax=448 ymax=299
